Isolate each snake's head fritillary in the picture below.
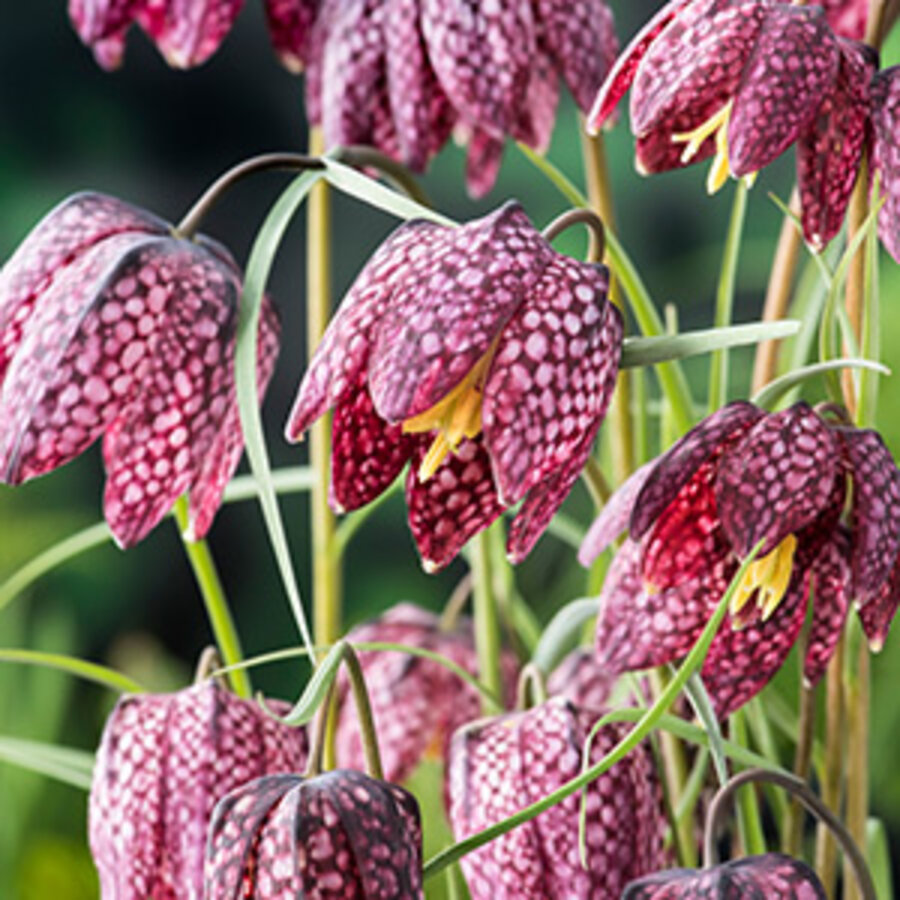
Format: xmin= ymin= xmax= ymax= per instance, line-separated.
xmin=583 ymin=402 xmax=900 ymax=717
xmin=287 ymin=202 xmax=623 ymax=570
xmin=89 ymin=680 xmax=308 ymax=899
xmin=0 ymin=192 xmax=280 ymax=547
xmin=448 ymin=697 xmax=668 ymax=898
xmin=623 ymin=853 xmax=826 ymax=899
xmin=335 ymin=603 xmax=519 ymax=784
xmin=205 ymin=769 xmax=424 ymax=898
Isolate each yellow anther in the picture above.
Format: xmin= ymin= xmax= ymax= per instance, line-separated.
xmin=730 ymin=534 xmax=798 ymax=621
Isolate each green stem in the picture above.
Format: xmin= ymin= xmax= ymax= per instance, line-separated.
xmin=844 ymin=620 xmax=870 ymax=900
xmin=343 ymin=645 xmax=384 ymax=780
xmin=730 ymin=710 xmax=766 ymax=856
xmin=708 ymin=181 xmax=748 ymax=414
xmin=173 ymin=497 xmax=251 ymax=698
xmin=472 ymin=528 xmax=503 ymax=715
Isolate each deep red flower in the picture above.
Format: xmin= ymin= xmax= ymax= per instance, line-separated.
xmin=335 ymin=603 xmax=518 ymax=783
xmin=448 ymin=697 xmax=668 ymax=899
xmin=286 ymin=202 xmax=623 ymax=570
xmin=89 ymin=679 xmax=308 ymax=899
xmin=0 ymin=192 xmax=279 ymax=547
xmin=821 ymin=0 xmax=870 ymax=41
xmin=205 ymin=768 xmax=424 ymax=898
xmin=623 ymin=853 xmax=826 ymax=899
xmin=580 ymin=401 xmax=900 ymax=717
xmin=589 ymin=0 xmax=876 ymax=251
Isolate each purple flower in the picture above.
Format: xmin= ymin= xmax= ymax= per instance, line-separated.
xmin=286 ymin=202 xmax=623 ymax=570
xmin=580 ymin=401 xmax=900 ymax=717
xmin=205 ymin=769 xmax=424 ymax=898
xmin=623 ymin=853 xmax=826 ymax=899
xmin=589 ymin=0 xmax=876 ymax=251
xmin=335 ymin=603 xmax=519 ymax=784
xmin=89 ymin=679 xmax=308 ymax=899
xmin=0 ymin=192 xmax=279 ymax=548
xmin=820 ymin=0 xmax=870 ymax=41
xmin=447 ymin=697 xmax=668 ymax=898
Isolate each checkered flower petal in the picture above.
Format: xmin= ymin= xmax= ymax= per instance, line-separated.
xmin=714 ymin=403 xmax=839 ymax=557
xmin=90 ymin=682 xmax=308 ymax=900
xmin=630 ymin=400 xmax=761 ymax=539
xmin=448 ymin=698 xmax=667 ymax=899
xmin=68 ymin=0 xmax=141 ymax=68
xmin=511 ymin=52 xmax=559 ymax=153
xmin=870 ymin=66 xmax=900 ymax=263
xmin=421 ymin=0 xmax=536 ymax=139
xmin=263 ymin=0 xmax=318 ymax=72
xmin=546 ymin=648 xmax=616 ymax=711
xmin=464 ymin=130 xmax=507 ymax=200
xmin=797 ymin=39 xmax=876 ymax=250
xmin=206 ymin=769 xmax=424 ymax=899
xmin=804 ymin=530 xmax=852 ymax=685
xmin=729 ymin=5 xmax=840 ymax=177
xmin=858 ymin=554 xmax=900 ymax=651
xmin=623 ymin=854 xmax=826 ymax=899
xmin=839 ymin=426 xmax=900 ymax=603
xmin=821 ymin=0 xmax=869 ymax=40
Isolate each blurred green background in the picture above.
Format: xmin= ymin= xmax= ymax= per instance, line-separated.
xmin=2 ymin=2 xmax=900 ymax=897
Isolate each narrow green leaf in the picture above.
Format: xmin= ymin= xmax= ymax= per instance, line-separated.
xmin=866 ymin=818 xmax=894 ymax=900
xmin=751 ymin=358 xmax=890 ymax=409
xmin=531 ymin=598 xmax=599 ymax=674
xmin=857 ymin=178 xmax=882 ymax=428
xmin=683 ymin=673 xmax=729 ymax=785
xmin=622 ymin=320 xmax=800 ymax=368
xmin=0 ymin=736 xmax=94 ymax=791
xmin=0 ymin=649 xmax=144 ymax=694
xmin=272 ymin=641 xmax=347 ymax=726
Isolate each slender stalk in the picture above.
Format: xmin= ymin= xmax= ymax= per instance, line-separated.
xmin=307 ymin=127 xmax=342 ymax=650
xmin=785 ymin=682 xmax=816 ymax=857
xmin=472 ymin=528 xmax=503 ymax=715
xmin=751 ymin=187 xmax=802 ymax=393
xmin=708 ymin=181 xmax=748 ymax=413
xmin=844 ymin=627 xmax=870 ymax=900
xmin=173 ymin=497 xmax=251 ymax=698
xmin=343 ymin=646 xmax=384 ymax=780
xmin=515 ymin=663 xmax=548 ymax=710
xmin=730 ymin=711 xmax=766 ymax=856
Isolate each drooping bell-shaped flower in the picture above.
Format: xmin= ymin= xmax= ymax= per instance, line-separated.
xmin=263 ymin=0 xmax=319 ymax=72
xmin=335 ymin=603 xmax=519 ymax=783
xmin=205 ymin=768 xmax=424 ymax=898
xmin=89 ymin=679 xmax=308 ymax=899
xmin=0 ymin=192 xmax=279 ymax=547
xmin=589 ymin=0 xmax=876 ymax=251
xmin=580 ymin=401 xmax=900 ymax=717
xmin=821 ymin=0 xmax=871 ymax=41
xmin=623 ymin=853 xmax=826 ymax=898
xmin=546 ymin=647 xmax=616 ymax=710
xmin=287 ymin=202 xmax=623 ymax=571
xmin=448 ymin=697 xmax=668 ymax=899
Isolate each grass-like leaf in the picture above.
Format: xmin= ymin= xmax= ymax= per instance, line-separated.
xmin=531 ymin=598 xmax=599 ymax=674
xmin=751 ymin=358 xmax=890 ymax=409
xmin=0 ymin=736 xmax=94 ymax=791
xmin=0 ymin=649 xmax=144 ymax=694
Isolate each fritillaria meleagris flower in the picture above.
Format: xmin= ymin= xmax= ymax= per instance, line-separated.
xmin=205 ymin=769 xmax=424 ymax=898
xmin=579 ymin=401 xmax=900 ymax=717
xmin=335 ymin=602 xmax=518 ymax=783
xmin=286 ymin=202 xmax=623 ymax=571
xmin=0 ymin=192 xmax=279 ymax=548
xmin=623 ymin=854 xmax=826 ymax=899
xmin=821 ymin=0 xmax=871 ymax=40
xmin=546 ymin=647 xmax=616 ymax=710
xmin=89 ymin=679 xmax=308 ymax=899
xmin=448 ymin=697 xmax=668 ymax=899
xmin=588 ymin=0 xmax=877 ymax=251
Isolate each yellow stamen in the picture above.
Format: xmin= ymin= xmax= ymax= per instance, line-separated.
xmin=730 ymin=534 xmax=798 ymax=622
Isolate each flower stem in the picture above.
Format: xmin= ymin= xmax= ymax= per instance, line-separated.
xmin=751 ymin=187 xmax=802 ymax=393
xmin=472 ymin=527 xmax=503 ymax=715
xmin=730 ymin=710 xmax=766 ymax=856
xmin=784 ymin=682 xmax=816 ymax=856
xmin=173 ymin=497 xmax=251 ymax=698
xmin=343 ymin=644 xmax=384 ymax=780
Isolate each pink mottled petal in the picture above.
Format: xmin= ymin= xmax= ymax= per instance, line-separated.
xmin=421 ymin=0 xmax=536 ymax=138
xmin=871 ymin=67 xmax=900 ymax=263
xmin=465 ymin=129 xmax=505 ymax=200
xmin=302 ymin=0 xmax=337 ymax=125
xmin=484 ymin=259 xmax=619 ymax=505
xmin=263 ymin=0 xmax=318 ymax=72
xmin=858 ymin=554 xmax=900 ymax=651
xmin=797 ymin=39 xmax=876 ymax=250
xmin=579 ymin=461 xmax=655 ymax=566
xmin=821 ymin=0 xmax=869 ymax=40
xmin=715 ymin=403 xmax=839 ymax=558
xmin=546 ymin=648 xmax=616 ymax=711
xmin=511 ymin=52 xmax=559 ymax=153
xmin=804 ymin=530 xmax=851 ymax=686
xmin=631 ymin=401 xmax=761 ymax=539
xmin=68 ymin=0 xmax=138 ymax=68
xmin=285 ymin=218 xmax=443 ymax=438
xmin=634 ymin=108 xmax=719 ymax=175
xmin=534 ymin=0 xmax=618 ymax=114
xmin=136 ymin=0 xmax=245 ymax=69
xmin=368 ymin=203 xmax=552 ymax=422
xmin=102 ymin=242 xmax=240 ymax=548
xmin=0 ymin=192 xmax=166 ymax=382
xmin=187 ymin=295 xmax=281 ymax=540
xmin=729 ymin=5 xmax=840 ymax=176
xmin=406 ymin=436 xmax=505 ymax=572
xmin=329 ymin=370 xmax=414 ymax=513
xmin=587 ymin=0 xmax=692 ymax=131
xmin=839 ymin=426 xmax=900 ymax=604
xmin=251 ymin=787 xmax=303 ymax=896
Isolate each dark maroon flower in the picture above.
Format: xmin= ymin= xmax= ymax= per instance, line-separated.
xmin=0 ymin=192 xmax=279 ymax=548
xmin=336 ymin=603 xmax=519 ymax=783
xmin=589 ymin=0 xmax=876 ymax=251
xmin=286 ymin=202 xmax=623 ymax=570
xmin=821 ymin=0 xmax=870 ymax=41
xmin=448 ymin=697 xmax=668 ymax=898
xmin=89 ymin=679 xmax=308 ymax=899
xmin=623 ymin=853 xmax=826 ymax=898
xmin=580 ymin=401 xmax=900 ymax=717
xmin=263 ymin=0 xmax=318 ymax=72
xmin=864 ymin=65 xmax=900 ymax=264
xmin=205 ymin=768 xmax=424 ymax=898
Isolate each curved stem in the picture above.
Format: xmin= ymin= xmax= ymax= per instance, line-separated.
xmin=703 ymin=768 xmax=876 ymax=900
xmin=439 ymin=572 xmax=473 ymax=632
xmin=334 ymin=145 xmax=431 ymax=207
xmin=515 ymin=663 xmax=548 ymax=710
xmin=176 ymin=153 xmax=325 ymax=238
xmin=472 ymin=528 xmax=503 ymax=715
xmin=173 ymin=497 xmax=251 ymax=698
xmin=541 ymin=208 xmax=606 ymax=261
xmin=305 ymin=680 xmax=337 ymax=778
xmin=343 ymin=645 xmax=384 ymax=780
